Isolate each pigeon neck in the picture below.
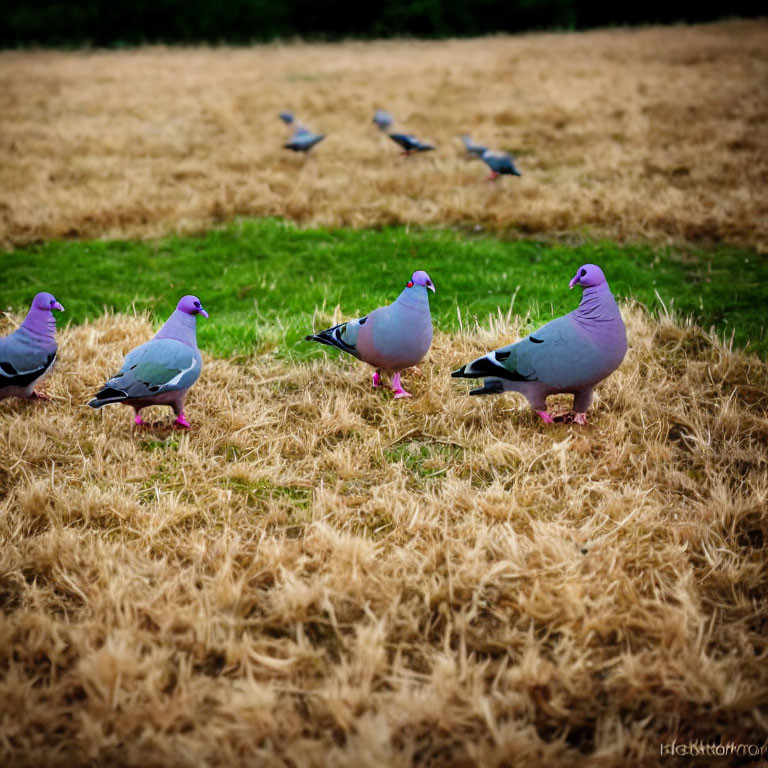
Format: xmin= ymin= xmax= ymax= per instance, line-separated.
xmin=573 ymin=283 xmax=620 ymax=326
xmin=154 ymin=310 xmax=198 ymax=348
xmin=20 ymin=307 xmax=57 ymax=343
xmin=394 ymin=285 xmax=430 ymax=312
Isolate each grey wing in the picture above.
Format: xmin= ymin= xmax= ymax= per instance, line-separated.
xmin=92 ymin=339 xmax=201 ymax=403
xmin=453 ymin=316 xmax=590 ymax=389
xmin=0 ymin=332 xmax=57 ymax=390
xmin=506 ymin=317 xmax=603 ymax=389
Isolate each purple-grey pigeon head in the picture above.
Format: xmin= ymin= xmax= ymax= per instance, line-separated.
xmin=569 ymin=264 xmax=607 ymax=290
xmin=177 ymin=295 xmax=209 ymax=318
xmin=32 ymin=291 xmax=64 ymax=313
xmin=407 ymin=270 xmax=435 ymax=293
xmin=279 ymin=111 xmax=294 ymax=125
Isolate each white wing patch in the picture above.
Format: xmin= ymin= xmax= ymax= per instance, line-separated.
xmin=163 ymin=356 xmax=198 ymax=389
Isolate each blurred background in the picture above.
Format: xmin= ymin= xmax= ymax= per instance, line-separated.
xmin=1 ymin=0 xmax=763 ymax=47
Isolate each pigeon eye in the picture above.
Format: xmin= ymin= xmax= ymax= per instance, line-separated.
xmin=426 ymin=280 xmax=432 ymax=286
xmin=49 ymin=300 xmax=55 ymax=305
xmin=406 ymin=281 xmax=414 ymax=288
xmin=194 ymin=301 xmax=201 ymax=308
xmin=580 ymin=269 xmax=587 ymax=277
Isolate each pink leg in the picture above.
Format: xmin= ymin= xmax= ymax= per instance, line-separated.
xmin=572 ymin=412 xmax=588 ymax=426
xmin=536 ymin=410 xmax=554 ymax=424
xmin=174 ymin=412 xmax=191 ymax=429
xmin=134 ymin=412 xmax=146 ymax=426
xmin=372 ymin=370 xmax=382 ymax=388
xmin=29 ymin=390 xmax=51 ymax=401
xmin=392 ymin=371 xmax=412 ymax=399
xmin=486 ymin=172 xmax=500 ymax=182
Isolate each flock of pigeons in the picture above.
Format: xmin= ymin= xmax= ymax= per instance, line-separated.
xmin=280 ymin=108 xmax=523 ymax=181
xmin=0 ymin=264 xmax=626 ymax=427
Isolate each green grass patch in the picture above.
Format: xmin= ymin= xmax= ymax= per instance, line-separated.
xmin=2 ymin=218 xmax=766 ymax=356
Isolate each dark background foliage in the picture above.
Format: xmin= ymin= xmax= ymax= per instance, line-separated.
xmin=0 ymin=0 xmax=763 ymax=47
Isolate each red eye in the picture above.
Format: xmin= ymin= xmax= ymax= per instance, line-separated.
xmin=407 ymin=281 xmax=414 ymax=287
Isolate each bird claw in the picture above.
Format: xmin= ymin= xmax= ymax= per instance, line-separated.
xmin=134 ymin=414 xmax=147 ymax=427
xmin=372 ymin=371 xmax=383 ymax=388
xmin=30 ymin=390 xmax=51 ymax=401
xmin=174 ymin=414 xmax=192 ymax=429
xmin=393 ymin=389 xmax=412 ymax=399
xmin=552 ymin=411 xmax=590 ymax=426
xmin=536 ymin=410 xmax=555 ymax=424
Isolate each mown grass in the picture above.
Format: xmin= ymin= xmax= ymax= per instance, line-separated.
xmin=3 ymin=218 xmax=767 ymax=357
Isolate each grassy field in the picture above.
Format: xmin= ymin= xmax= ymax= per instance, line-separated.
xmin=2 ymin=306 xmax=767 ymax=767
xmin=3 ymin=219 xmax=767 ymax=357
xmin=1 ymin=20 xmax=767 ymax=251
xmin=2 ymin=20 xmax=768 ymax=768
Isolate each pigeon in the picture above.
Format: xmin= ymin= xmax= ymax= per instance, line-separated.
xmin=388 ymin=133 xmax=435 ymax=156
xmin=279 ymin=111 xmax=295 ymax=125
xmin=305 ymin=270 xmax=435 ymax=398
xmin=0 ymin=292 xmax=64 ymax=401
xmin=373 ymin=109 xmax=395 ymax=131
xmin=481 ymin=149 xmax=521 ymax=180
xmin=460 ymin=134 xmax=488 ymax=158
xmin=88 ymin=295 xmax=208 ymax=428
xmin=452 ymin=265 xmax=626 ymax=425
xmin=284 ymin=129 xmax=326 ymax=153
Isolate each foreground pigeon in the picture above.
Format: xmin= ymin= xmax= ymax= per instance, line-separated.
xmin=373 ymin=109 xmax=394 ymax=131
xmin=452 ymin=265 xmax=626 ymax=424
xmin=305 ymin=271 xmax=435 ymax=398
xmin=88 ymin=295 xmax=208 ymax=428
xmin=461 ymin=134 xmax=488 ymax=158
xmin=388 ymin=133 xmax=435 ymax=156
xmin=0 ymin=292 xmax=64 ymax=401
xmin=481 ymin=149 xmax=521 ymax=180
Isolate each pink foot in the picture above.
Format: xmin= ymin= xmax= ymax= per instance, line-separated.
xmin=572 ymin=412 xmax=588 ymax=426
xmin=134 ymin=414 xmax=146 ymax=426
xmin=372 ymin=371 xmax=382 ymax=388
xmin=392 ymin=372 xmax=412 ymax=399
xmin=174 ymin=413 xmax=191 ymax=429
xmin=536 ymin=410 xmax=554 ymax=424
xmin=486 ymin=173 xmax=499 ymax=182
xmin=30 ymin=390 xmax=51 ymax=401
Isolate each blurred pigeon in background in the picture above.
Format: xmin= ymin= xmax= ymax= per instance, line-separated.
xmin=279 ymin=111 xmax=326 ymax=152
xmin=452 ymin=264 xmax=626 ymax=425
xmin=481 ymin=149 xmax=521 ymax=180
xmin=461 ymin=134 xmax=488 ymax=158
xmin=88 ymin=295 xmax=208 ymax=428
xmin=284 ymin=129 xmax=326 ymax=153
xmin=0 ymin=292 xmax=64 ymax=401
xmin=305 ymin=270 xmax=435 ymax=398
xmin=373 ymin=109 xmax=395 ymax=131
xmin=388 ymin=133 xmax=435 ymax=156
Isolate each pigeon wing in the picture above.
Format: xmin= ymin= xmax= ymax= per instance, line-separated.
xmin=89 ymin=338 xmax=201 ymax=406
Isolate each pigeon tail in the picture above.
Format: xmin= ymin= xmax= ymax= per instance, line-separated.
xmin=88 ymin=386 xmax=128 ymax=408
xmin=305 ymin=327 xmax=356 ymax=356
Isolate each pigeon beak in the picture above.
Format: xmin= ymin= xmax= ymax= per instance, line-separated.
xmin=568 ymin=275 xmax=579 ymax=290
xmin=53 ymin=302 xmax=65 ymax=311
xmin=427 ymin=283 xmax=435 ymax=293
xmin=197 ymin=308 xmax=209 ymax=318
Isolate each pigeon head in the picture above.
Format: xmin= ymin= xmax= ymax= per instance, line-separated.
xmin=279 ymin=111 xmax=294 ymax=125
xmin=33 ymin=291 xmax=64 ymax=312
xmin=569 ymin=264 xmax=606 ymax=290
xmin=407 ymin=270 xmax=435 ymax=293
xmin=177 ymin=295 xmax=209 ymax=318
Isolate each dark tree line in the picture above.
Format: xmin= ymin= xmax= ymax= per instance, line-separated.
xmin=0 ymin=0 xmax=762 ymax=47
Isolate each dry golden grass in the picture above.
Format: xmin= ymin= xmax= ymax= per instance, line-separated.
xmin=1 ymin=20 xmax=768 ymax=251
xmin=1 ymin=306 xmax=767 ymax=766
